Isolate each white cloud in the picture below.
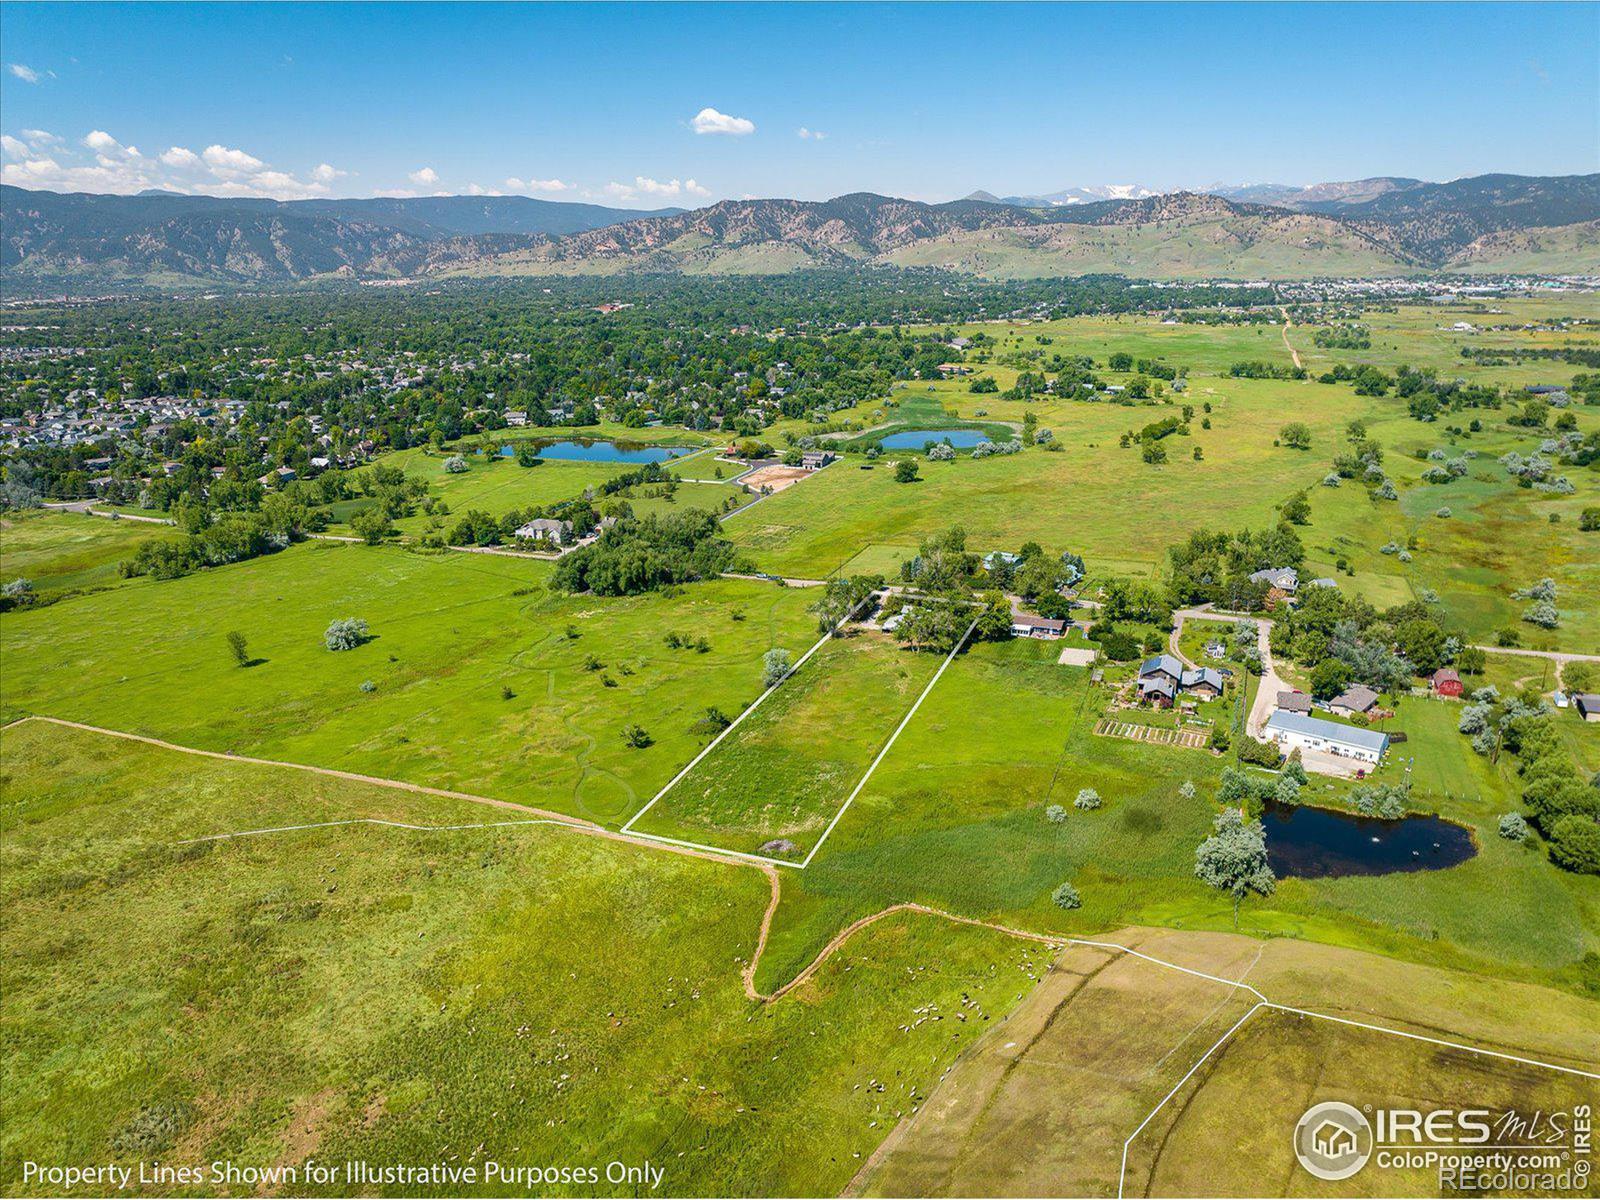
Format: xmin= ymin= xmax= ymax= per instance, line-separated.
xmin=7 ymin=63 xmax=42 ymax=84
xmin=603 ymin=176 xmax=711 ymax=203
xmin=159 ymin=145 xmax=201 ymax=169
xmin=408 ymin=166 xmax=439 ymax=185
xmin=505 ymin=176 xmax=572 ymax=194
xmin=797 ymin=127 xmax=827 ymax=140
xmin=203 ymin=143 xmax=266 ymax=175
xmin=1 ymin=128 xmax=341 ymax=200
xmin=84 ymin=130 xmax=140 ymax=159
xmin=690 ymin=107 xmax=755 ymax=136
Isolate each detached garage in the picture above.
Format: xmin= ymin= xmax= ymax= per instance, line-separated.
xmin=1264 ymin=710 xmax=1390 ymax=764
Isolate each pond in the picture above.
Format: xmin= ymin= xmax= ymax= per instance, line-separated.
xmin=1263 ymin=800 xmax=1477 ymax=878
xmin=500 ymin=440 xmax=695 ymax=464
xmin=878 ymin=428 xmax=992 ymax=451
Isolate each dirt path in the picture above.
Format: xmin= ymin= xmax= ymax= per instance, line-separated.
xmin=7 ymin=715 xmax=596 ymax=824
xmin=1279 ymin=307 xmax=1302 ymax=369
xmin=43 ymin=502 xmax=176 ymax=525
xmin=7 ymin=716 xmax=1055 ymax=1003
xmin=719 ymin=570 xmax=828 ymax=588
xmin=1471 ymin=644 xmax=1600 ymax=689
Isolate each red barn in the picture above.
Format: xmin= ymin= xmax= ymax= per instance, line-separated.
xmin=1430 ymin=668 xmax=1464 ymax=697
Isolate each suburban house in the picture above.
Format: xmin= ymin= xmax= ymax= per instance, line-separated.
xmin=1011 ymin=613 xmax=1067 ymax=639
xmin=1575 ymin=694 xmax=1600 ymax=723
xmin=1264 ymin=710 xmax=1390 ymax=764
xmin=1137 ymin=656 xmax=1225 ymax=705
xmin=1327 ymin=684 xmax=1380 ymax=717
xmin=800 ymin=449 xmax=836 ymax=470
xmin=1183 ymin=667 xmax=1225 ymax=700
xmin=504 ymin=410 xmax=529 ymax=427
xmin=983 ymin=550 xmax=1022 ymax=571
xmin=1139 ymin=674 xmax=1178 ymax=707
xmin=1276 ymin=690 xmax=1314 ymax=714
xmin=1249 ymin=566 xmax=1298 ymax=594
xmin=1139 ymin=654 xmax=1185 ymax=689
xmin=513 ymin=517 xmax=573 ymax=545
xmin=1430 ymin=668 xmax=1464 ymax=697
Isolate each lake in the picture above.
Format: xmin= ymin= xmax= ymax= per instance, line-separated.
xmin=878 ymin=428 xmax=992 ymax=450
xmin=1263 ymin=800 xmax=1477 ymax=878
xmin=500 ymin=440 xmax=695 ymax=464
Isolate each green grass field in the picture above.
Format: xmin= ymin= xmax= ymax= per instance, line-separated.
xmin=1 ymin=511 xmax=178 ymax=600
xmin=0 ymin=541 xmax=817 ymax=825
xmin=323 ymin=442 xmax=735 ymax=539
xmin=4 ymin=295 xmax=1599 ymax=1198
xmin=754 ymin=637 xmax=1600 ymax=997
xmin=630 ymin=630 xmax=944 ymax=860
xmin=0 ymin=721 xmax=1045 ymax=1197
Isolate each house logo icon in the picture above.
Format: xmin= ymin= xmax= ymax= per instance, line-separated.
xmin=1294 ymin=1101 xmax=1373 ymax=1180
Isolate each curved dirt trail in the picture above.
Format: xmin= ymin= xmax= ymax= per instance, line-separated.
xmin=6 ymin=716 xmax=1056 ymax=1004
xmin=1279 ymin=307 xmax=1302 ymax=369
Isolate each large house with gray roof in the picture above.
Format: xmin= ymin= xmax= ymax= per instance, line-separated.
xmin=1137 ymin=656 xmax=1226 ymax=707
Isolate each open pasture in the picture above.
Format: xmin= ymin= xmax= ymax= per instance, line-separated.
xmin=0 ymin=541 xmax=818 ymax=825
xmin=727 ymin=376 xmax=1376 ymax=580
xmin=0 ymin=721 xmax=1044 ymax=1198
xmin=630 ymin=629 xmax=945 ymax=861
xmin=326 ymin=441 xmax=733 ymax=539
xmin=0 ymin=510 xmax=178 ymax=600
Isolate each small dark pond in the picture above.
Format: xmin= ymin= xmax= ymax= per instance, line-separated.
xmin=499 ymin=440 xmax=694 ymax=464
xmin=1263 ymin=800 xmax=1477 ymax=878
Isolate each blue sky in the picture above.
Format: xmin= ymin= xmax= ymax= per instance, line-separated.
xmin=2 ymin=2 xmax=1595 ymax=206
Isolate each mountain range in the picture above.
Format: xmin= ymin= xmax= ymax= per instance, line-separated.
xmin=3 ymin=173 xmax=1595 ymax=286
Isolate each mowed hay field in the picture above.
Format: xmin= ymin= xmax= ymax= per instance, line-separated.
xmin=0 ymin=721 xmax=1050 ymax=1198
xmin=859 ymin=927 xmax=1600 ymax=1199
xmin=0 ymin=540 xmax=818 ymax=825
xmin=631 ymin=629 xmax=945 ymax=861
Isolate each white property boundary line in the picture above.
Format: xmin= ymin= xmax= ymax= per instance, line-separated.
xmin=621 ymin=606 xmax=977 ymax=871
xmin=800 ymin=617 xmax=978 ymax=867
xmin=618 ymin=593 xmax=874 ymax=846
xmin=1112 ymin=988 xmax=1600 ymax=1199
